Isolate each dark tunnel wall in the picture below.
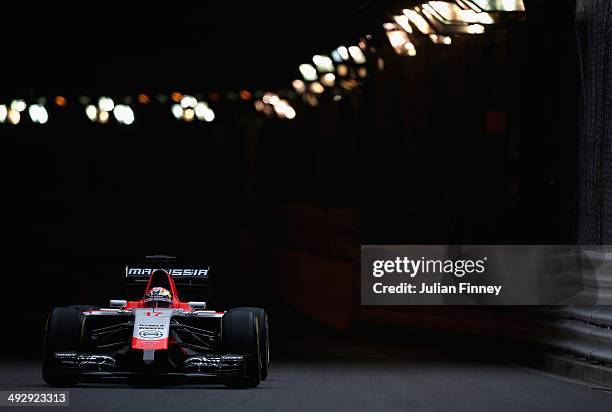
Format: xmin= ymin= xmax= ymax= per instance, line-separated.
xmin=576 ymin=0 xmax=612 ymax=244
xmin=359 ymin=0 xmax=577 ymax=244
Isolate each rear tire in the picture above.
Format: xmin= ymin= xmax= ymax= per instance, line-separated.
xmin=232 ymin=307 xmax=269 ymax=380
xmin=42 ymin=307 xmax=82 ymax=387
xmin=222 ymin=309 xmax=261 ymax=388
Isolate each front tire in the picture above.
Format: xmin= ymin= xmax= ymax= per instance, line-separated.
xmin=232 ymin=307 xmax=269 ymax=380
xmin=42 ymin=307 xmax=82 ymax=387
xmin=222 ymin=309 xmax=261 ymax=388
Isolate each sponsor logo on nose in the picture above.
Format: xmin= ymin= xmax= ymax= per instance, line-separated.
xmin=139 ymin=330 xmax=163 ymax=339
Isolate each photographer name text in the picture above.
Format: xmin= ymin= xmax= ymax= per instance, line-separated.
xmin=373 ymin=282 xmax=502 ymax=296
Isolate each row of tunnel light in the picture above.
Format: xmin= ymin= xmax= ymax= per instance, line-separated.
xmin=84 ymin=97 xmax=136 ymax=125
xmin=254 ymin=93 xmax=296 ymax=119
xmin=383 ymin=1 xmax=525 ymax=57
xmin=84 ymin=95 xmax=215 ymax=124
xmin=0 ymin=94 xmax=216 ymax=126
xmin=295 ymin=46 xmax=367 ymax=95
xmin=0 ymin=100 xmax=49 ymax=125
xmin=255 ymin=1 xmax=524 ymax=119
xmin=254 ymin=45 xmax=368 ymax=118
xmin=1 ymin=1 xmax=523 ymax=126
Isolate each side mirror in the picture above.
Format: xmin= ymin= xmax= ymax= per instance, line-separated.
xmin=110 ymin=299 xmax=127 ymax=308
xmin=188 ymin=301 xmax=206 ymax=310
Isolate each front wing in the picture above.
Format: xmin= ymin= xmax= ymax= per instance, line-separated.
xmin=49 ymin=309 xmax=251 ymax=381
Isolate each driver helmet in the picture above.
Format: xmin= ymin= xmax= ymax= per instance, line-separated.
xmin=144 ymin=287 xmax=173 ymax=308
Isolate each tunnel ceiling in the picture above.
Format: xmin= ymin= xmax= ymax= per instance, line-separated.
xmin=1 ymin=1 xmax=392 ymax=94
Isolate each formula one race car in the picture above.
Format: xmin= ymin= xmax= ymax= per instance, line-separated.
xmin=42 ymin=259 xmax=269 ymax=388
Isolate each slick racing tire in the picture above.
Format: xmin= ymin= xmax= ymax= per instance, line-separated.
xmin=222 ymin=309 xmax=261 ymax=388
xmin=42 ymin=307 xmax=82 ymax=387
xmin=232 ymin=307 xmax=269 ymax=380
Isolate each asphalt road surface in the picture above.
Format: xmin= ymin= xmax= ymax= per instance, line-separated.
xmin=1 ymin=348 xmax=611 ymax=412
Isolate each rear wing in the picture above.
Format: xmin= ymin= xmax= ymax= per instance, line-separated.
xmin=125 ymin=259 xmax=212 ymax=302
xmin=125 ymin=267 xmax=210 ymax=278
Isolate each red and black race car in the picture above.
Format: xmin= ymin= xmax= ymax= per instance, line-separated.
xmin=42 ymin=259 xmax=269 ymax=388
